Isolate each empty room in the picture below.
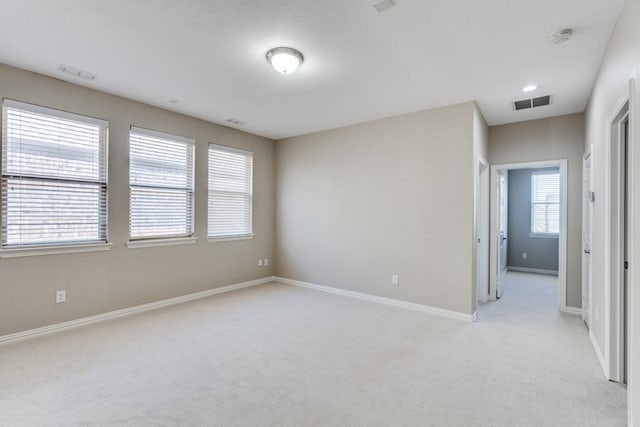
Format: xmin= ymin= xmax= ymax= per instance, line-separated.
xmin=0 ymin=1 xmax=639 ymax=426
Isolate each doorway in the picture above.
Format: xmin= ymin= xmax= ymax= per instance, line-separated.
xmin=607 ymin=100 xmax=629 ymax=384
xmin=489 ymin=160 xmax=568 ymax=311
xmin=476 ymin=155 xmax=490 ymax=305
xmin=582 ymin=151 xmax=592 ymax=327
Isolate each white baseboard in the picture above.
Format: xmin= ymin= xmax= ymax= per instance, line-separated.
xmin=0 ymin=276 xmax=276 ymax=345
xmin=507 ymin=266 xmax=559 ymax=276
xmin=589 ymin=329 xmax=609 ymax=378
xmin=562 ymin=306 xmax=582 ymax=316
xmin=275 ymin=276 xmax=474 ymax=322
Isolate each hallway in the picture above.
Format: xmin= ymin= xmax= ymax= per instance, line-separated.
xmin=477 ymin=271 xmax=626 ymax=425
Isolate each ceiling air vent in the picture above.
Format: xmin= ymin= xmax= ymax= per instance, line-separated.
xmin=514 ymin=95 xmax=552 ymax=111
xmin=532 ymin=95 xmax=551 ymax=107
xmin=225 ymin=118 xmax=247 ymax=126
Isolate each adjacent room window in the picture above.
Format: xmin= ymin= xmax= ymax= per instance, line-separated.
xmin=129 ymin=127 xmax=195 ymax=240
xmin=1 ymin=100 xmax=108 ymax=249
xmin=530 ymin=171 xmax=560 ymax=236
xmin=208 ymin=144 xmax=253 ymax=239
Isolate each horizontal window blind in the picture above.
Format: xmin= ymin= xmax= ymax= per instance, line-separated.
xmin=1 ymin=100 xmax=108 ymax=248
xmin=531 ymin=172 xmax=560 ymax=235
xmin=129 ymin=127 xmax=194 ymax=240
xmin=208 ymin=144 xmax=253 ymax=238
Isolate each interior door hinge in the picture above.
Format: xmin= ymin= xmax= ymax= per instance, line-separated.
xmin=625 ymin=261 xmax=629 ymax=270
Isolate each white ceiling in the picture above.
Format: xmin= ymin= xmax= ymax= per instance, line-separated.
xmin=0 ymin=0 xmax=624 ymax=139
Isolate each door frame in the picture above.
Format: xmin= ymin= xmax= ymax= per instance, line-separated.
xmin=604 ymin=89 xmax=631 ymax=383
xmin=475 ymin=154 xmax=490 ymax=306
xmin=489 ymin=159 xmax=569 ymax=311
xmin=582 ymin=150 xmax=593 ymax=326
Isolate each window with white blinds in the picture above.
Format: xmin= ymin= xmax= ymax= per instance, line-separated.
xmin=1 ymin=100 xmax=108 ymax=248
xmin=208 ymin=144 xmax=253 ymax=238
xmin=129 ymin=127 xmax=194 ymax=240
xmin=531 ymin=171 xmax=560 ymax=235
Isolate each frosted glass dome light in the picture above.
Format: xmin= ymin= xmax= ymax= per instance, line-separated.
xmin=266 ymin=47 xmax=304 ymax=74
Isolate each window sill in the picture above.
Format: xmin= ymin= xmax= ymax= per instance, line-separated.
xmin=0 ymin=242 xmax=112 ymax=258
xmin=529 ymin=233 xmax=559 ymax=239
xmin=207 ymin=234 xmax=255 ymax=243
xmin=127 ymin=237 xmax=198 ymax=249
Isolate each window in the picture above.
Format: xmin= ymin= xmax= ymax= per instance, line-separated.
xmin=129 ymin=127 xmax=194 ymax=241
xmin=1 ymin=100 xmax=108 ymax=250
xmin=208 ymin=144 xmax=253 ymax=239
xmin=531 ymin=171 xmax=560 ymax=236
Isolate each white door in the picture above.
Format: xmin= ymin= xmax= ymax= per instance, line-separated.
xmin=582 ymin=153 xmax=592 ymax=326
xmin=496 ymin=170 xmax=508 ymax=299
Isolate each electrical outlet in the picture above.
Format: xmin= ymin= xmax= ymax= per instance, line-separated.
xmin=391 ymin=274 xmax=399 ymax=285
xmin=56 ymin=290 xmax=66 ymax=304
xmin=522 ymin=252 xmax=528 ymax=259
xmin=258 ymin=259 xmax=263 ymax=267
xmin=263 ymin=258 xmax=269 ymax=266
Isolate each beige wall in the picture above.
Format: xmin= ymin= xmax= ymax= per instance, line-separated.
xmin=488 ymin=113 xmax=585 ymax=308
xmin=584 ymin=0 xmax=640 ymax=422
xmin=276 ymin=102 xmax=479 ymax=315
xmin=0 ymin=64 xmax=276 ymax=336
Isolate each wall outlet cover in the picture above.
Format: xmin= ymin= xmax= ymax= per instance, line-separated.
xmin=55 ymin=290 xmax=66 ymax=303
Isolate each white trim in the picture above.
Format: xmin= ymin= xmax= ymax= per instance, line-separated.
xmin=474 ymin=153 xmax=491 ymax=307
xmin=275 ymin=277 xmax=475 ymax=322
xmin=3 ymin=98 xmax=109 ymax=127
xmin=489 ymin=159 xmax=568 ymax=311
xmin=563 ymin=306 xmax=583 ymax=316
xmin=590 ymin=328 xmax=609 ymax=378
xmin=603 ymin=87 xmax=631 ymax=384
xmin=207 ymin=234 xmax=255 ymax=243
xmin=628 ymin=78 xmax=637 ymax=427
xmin=126 ymin=237 xmax=197 ymax=249
xmin=0 ymin=276 xmax=276 ymax=345
xmin=0 ymin=242 xmax=112 ymax=258
xmin=130 ymin=126 xmax=195 ymax=145
xmin=506 ymin=266 xmax=558 ymax=276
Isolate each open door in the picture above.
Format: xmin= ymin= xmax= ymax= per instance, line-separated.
xmin=582 ymin=152 xmax=592 ymax=327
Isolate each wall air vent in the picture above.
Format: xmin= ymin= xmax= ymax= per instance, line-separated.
xmin=514 ymin=95 xmax=552 ymax=111
xmin=58 ymin=64 xmax=96 ymax=81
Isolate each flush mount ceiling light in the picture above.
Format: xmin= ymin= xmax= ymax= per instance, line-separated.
xmin=550 ymin=28 xmax=573 ymax=44
xmin=523 ymin=85 xmax=538 ymax=92
xmin=266 ymin=47 xmax=304 ymax=74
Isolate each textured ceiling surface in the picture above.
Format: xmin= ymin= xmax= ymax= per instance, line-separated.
xmin=0 ymin=0 xmax=624 ymax=139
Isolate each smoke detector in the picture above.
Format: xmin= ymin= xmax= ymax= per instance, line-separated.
xmin=550 ymin=29 xmax=573 ymax=44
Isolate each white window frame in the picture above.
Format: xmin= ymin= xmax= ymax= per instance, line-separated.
xmin=530 ymin=170 xmax=560 ymax=238
xmin=0 ymin=99 xmax=111 ymax=258
xmin=127 ymin=126 xmax=196 ymax=248
xmin=207 ymin=143 xmax=254 ymax=242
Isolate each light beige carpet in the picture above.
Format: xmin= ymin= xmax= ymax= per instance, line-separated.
xmin=0 ymin=272 xmax=627 ymax=426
